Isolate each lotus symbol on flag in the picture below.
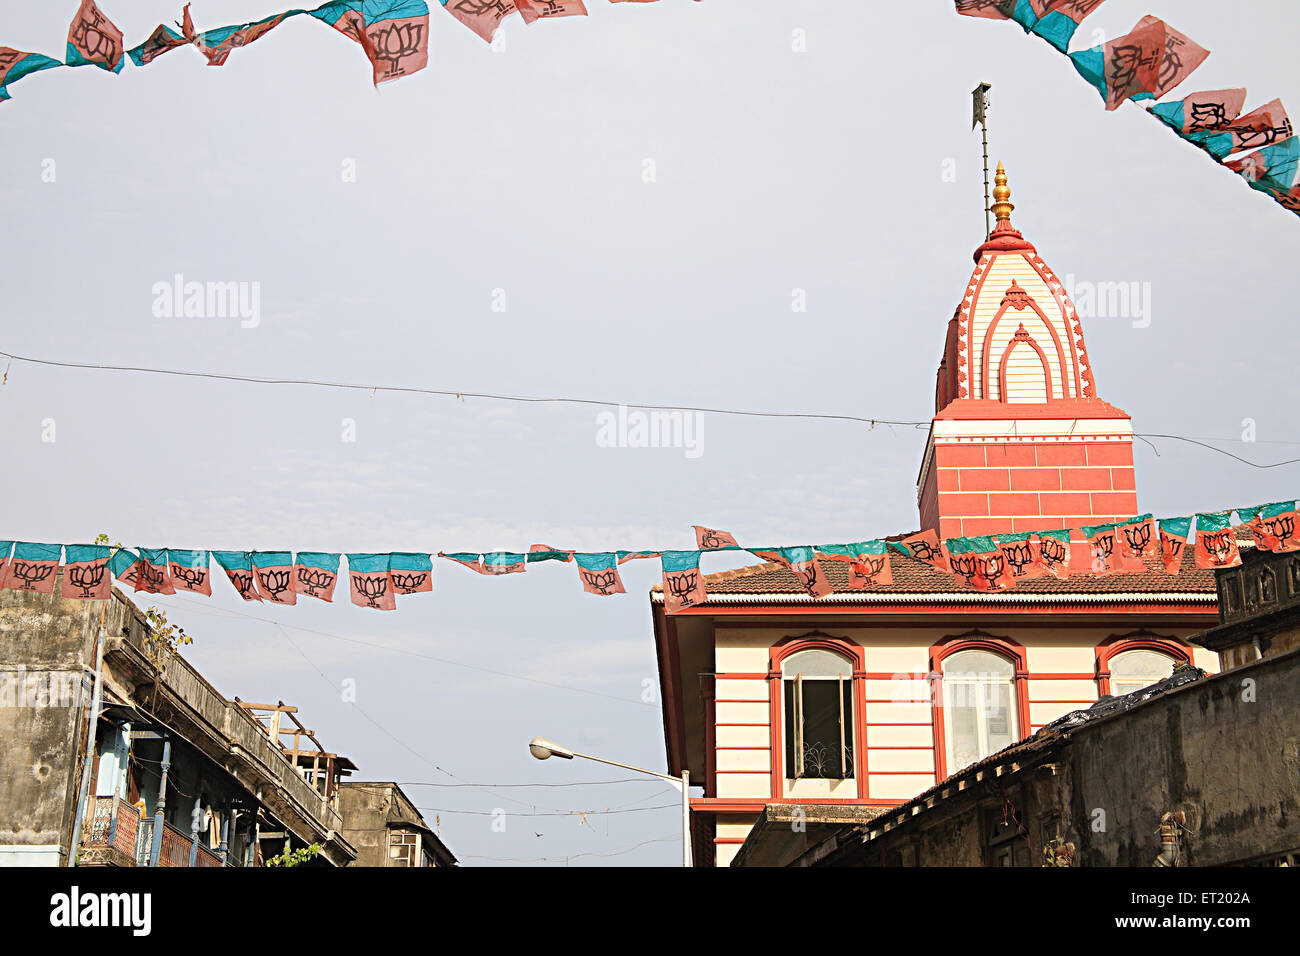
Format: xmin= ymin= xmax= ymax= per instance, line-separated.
xmin=74 ymin=14 xmax=120 ymax=65
xmin=1040 ymin=537 xmax=1067 ymax=568
xmin=1188 ymin=101 xmax=1230 ymax=132
xmin=910 ymin=540 xmax=939 ymax=563
xmin=229 ymin=570 xmax=256 ymax=599
xmin=1163 ymin=537 xmax=1184 ymax=561
xmin=854 ymin=556 xmax=887 ymax=586
xmin=356 ymin=574 xmax=389 ymax=607
xmin=581 ymin=569 xmax=618 ymax=595
xmin=173 ymin=566 xmax=206 ymax=591
xmin=1002 ymin=542 xmax=1035 ymax=577
xmin=140 ymin=564 xmax=168 ymax=592
xmin=1264 ymin=516 xmax=1295 ymax=548
xmin=699 ymin=530 xmax=728 ymax=549
xmin=1091 ymin=534 xmax=1115 ymax=572
xmin=950 ymin=555 xmax=979 ymax=588
xmin=981 ymin=554 xmax=1007 ymax=589
xmin=1204 ymin=531 xmax=1234 ymax=565
xmin=68 ymin=563 xmax=105 ymax=598
xmin=1123 ymin=523 xmax=1152 ymax=556
xmin=391 ymin=571 xmax=428 ymax=594
xmin=12 ymin=561 xmax=52 ymax=590
xmin=297 ymin=567 xmax=334 ymax=597
xmin=370 ymin=21 xmax=424 ymax=77
xmin=259 ymin=569 xmax=291 ymax=600
xmin=666 ymin=571 xmax=698 ymax=607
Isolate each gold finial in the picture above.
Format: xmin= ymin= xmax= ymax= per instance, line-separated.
xmin=990 ymin=161 xmax=1014 ymax=223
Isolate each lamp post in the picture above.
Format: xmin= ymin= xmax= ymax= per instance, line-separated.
xmin=529 ymin=737 xmax=691 ymax=867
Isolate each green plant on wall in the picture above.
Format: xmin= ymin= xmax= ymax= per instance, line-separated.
xmin=267 ymin=843 xmax=321 ymax=868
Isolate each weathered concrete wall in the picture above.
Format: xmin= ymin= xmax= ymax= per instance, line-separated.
xmin=0 ymin=586 xmax=120 ymax=864
xmin=336 ymin=783 xmax=389 ymax=867
xmin=1066 ymin=647 xmax=1300 ymax=866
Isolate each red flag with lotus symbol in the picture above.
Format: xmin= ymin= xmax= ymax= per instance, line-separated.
xmin=1158 ymin=517 xmax=1191 ymax=575
xmin=213 ymin=551 xmax=262 ymax=602
xmin=441 ymin=0 xmax=517 ymax=43
xmin=947 ymin=537 xmax=1015 ymax=591
xmin=995 ymin=532 xmax=1044 ymax=581
xmin=253 ymin=551 xmax=297 ymax=605
xmin=1036 ymin=529 xmax=1072 ymax=579
xmin=694 ymin=526 xmax=740 ymax=550
xmin=1240 ymin=501 xmax=1300 ymax=553
xmin=135 ymin=549 xmax=176 ymax=595
xmin=61 ymin=545 xmax=111 ymax=601
xmin=294 ymin=552 xmax=341 ymax=602
xmin=1116 ymin=514 xmax=1158 ymax=560
xmin=575 ymin=552 xmax=626 ymax=597
xmin=2 ymin=543 xmax=61 ymax=595
xmin=348 ymin=553 xmax=397 ymax=610
xmin=167 ymin=550 xmax=212 ymax=596
xmin=891 ymin=529 xmax=951 ymax=574
xmin=661 ymin=551 xmax=706 ymax=612
xmin=66 ymin=0 xmax=125 ymax=74
xmin=1193 ymin=512 xmax=1241 ymax=569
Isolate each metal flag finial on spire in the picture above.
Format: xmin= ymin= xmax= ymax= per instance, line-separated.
xmin=972 ymin=82 xmax=993 ymax=237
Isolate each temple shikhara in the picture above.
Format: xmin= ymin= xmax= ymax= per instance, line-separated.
xmin=649 ymin=166 xmax=1221 ymax=867
xmin=921 ymin=163 xmax=1137 ymax=545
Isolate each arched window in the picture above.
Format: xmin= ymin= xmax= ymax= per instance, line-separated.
xmin=1108 ymin=649 xmax=1178 ymax=696
xmin=782 ymin=649 xmax=854 ymax=780
xmin=942 ymin=649 xmax=1019 ymax=773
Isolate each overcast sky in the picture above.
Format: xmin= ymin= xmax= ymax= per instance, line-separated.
xmin=1 ymin=1 xmax=1297 ymax=866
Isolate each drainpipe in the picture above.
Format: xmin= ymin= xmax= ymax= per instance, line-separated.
xmin=149 ymin=737 xmax=171 ymax=866
xmin=1153 ymin=810 xmax=1186 ymax=867
xmin=67 ymin=604 xmax=108 ymax=867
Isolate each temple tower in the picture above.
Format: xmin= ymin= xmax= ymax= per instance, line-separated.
xmin=917 ymin=164 xmax=1139 ymax=538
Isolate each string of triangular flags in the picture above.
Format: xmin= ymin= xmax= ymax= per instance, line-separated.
xmin=0 ymin=1 xmax=682 ymax=103
xmin=955 ymin=1 xmax=1298 ymax=217
xmin=2 ymin=500 xmax=1296 ymax=612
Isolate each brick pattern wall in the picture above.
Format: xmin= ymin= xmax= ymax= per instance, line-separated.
xmin=930 ymin=440 xmax=1137 ymax=539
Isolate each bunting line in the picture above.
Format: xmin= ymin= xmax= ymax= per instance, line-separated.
xmin=954 ymin=1 xmax=1299 ymax=217
xmin=3 ymin=499 xmax=1295 ymax=611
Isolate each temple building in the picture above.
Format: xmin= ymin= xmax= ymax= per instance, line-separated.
xmin=648 ymin=166 xmax=1220 ymax=867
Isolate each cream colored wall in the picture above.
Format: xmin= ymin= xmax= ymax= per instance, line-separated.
xmin=711 ymin=622 xmax=1217 ymax=803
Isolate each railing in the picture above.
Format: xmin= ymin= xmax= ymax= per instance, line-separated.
xmin=79 ymin=796 xmax=141 ymax=866
xmin=158 ymin=821 xmax=191 ymax=868
xmin=194 ymin=844 xmax=222 ymax=867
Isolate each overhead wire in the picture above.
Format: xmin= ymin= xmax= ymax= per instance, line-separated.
xmin=2 ymin=346 xmax=1297 ymax=467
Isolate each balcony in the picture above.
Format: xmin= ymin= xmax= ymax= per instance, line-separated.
xmin=79 ymin=795 xmax=240 ymax=867
xmin=78 ymin=795 xmax=141 ymax=867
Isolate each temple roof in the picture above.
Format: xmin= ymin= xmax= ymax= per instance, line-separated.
xmin=651 ymin=548 xmax=1218 ymax=605
xmin=934 ymin=163 xmax=1103 ymax=412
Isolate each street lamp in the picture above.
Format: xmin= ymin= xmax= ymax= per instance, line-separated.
xmin=529 ymin=737 xmax=691 ymax=867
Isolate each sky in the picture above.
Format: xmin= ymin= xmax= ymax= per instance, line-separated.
xmin=1 ymin=0 xmax=1297 ymax=866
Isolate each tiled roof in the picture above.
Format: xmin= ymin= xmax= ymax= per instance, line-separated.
xmin=651 ymin=547 xmax=1219 ymax=605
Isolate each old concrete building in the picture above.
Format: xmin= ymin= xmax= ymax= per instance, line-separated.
xmin=337 ymin=781 xmax=457 ymax=867
xmin=0 ymin=584 xmax=362 ymax=867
